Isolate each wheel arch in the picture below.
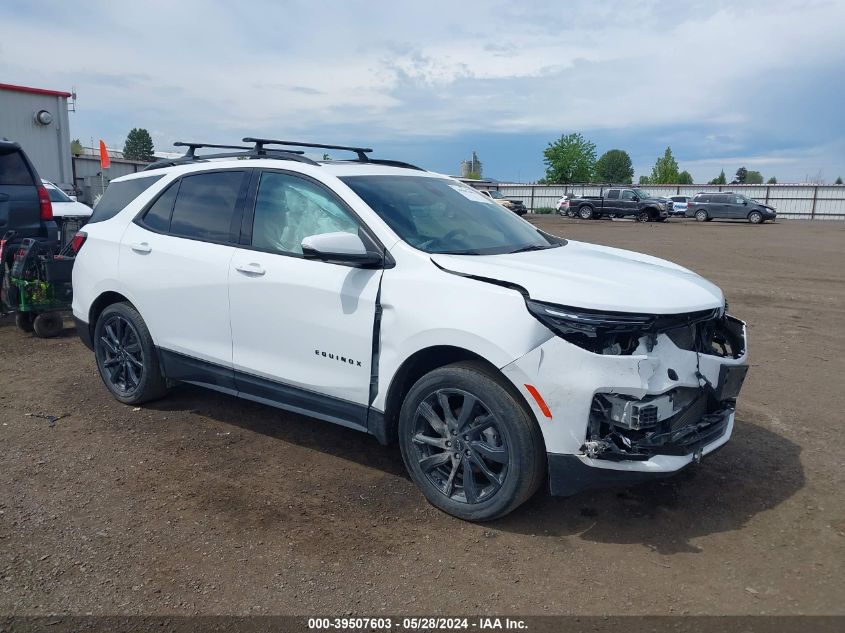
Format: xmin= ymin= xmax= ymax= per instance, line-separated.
xmin=372 ymin=345 xmax=536 ymax=446
xmin=87 ymin=290 xmax=133 ymax=341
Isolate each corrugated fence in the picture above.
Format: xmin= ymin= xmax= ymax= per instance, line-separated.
xmin=491 ymin=184 xmax=845 ymax=220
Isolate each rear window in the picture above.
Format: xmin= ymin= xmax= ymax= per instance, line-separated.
xmin=168 ymin=171 xmax=245 ymax=242
xmin=90 ymin=174 xmax=164 ymax=223
xmin=140 ymin=180 xmax=180 ymax=232
xmin=0 ymin=150 xmax=35 ymax=186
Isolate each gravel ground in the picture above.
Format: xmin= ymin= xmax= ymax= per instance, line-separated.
xmin=1 ymin=218 xmax=843 ymax=616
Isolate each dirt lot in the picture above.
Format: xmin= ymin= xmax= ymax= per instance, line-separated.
xmin=1 ymin=218 xmax=843 ymax=616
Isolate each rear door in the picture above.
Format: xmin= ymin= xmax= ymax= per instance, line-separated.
xmin=709 ymin=194 xmax=730 ymax=218
xmin=120 ymin=169 xmax=250 ymax=380
xmin=228 ymin=169 xmax=383 ymax=422
xmin=605 ymin=188 xmax=621 ymax=214
xmin=0 ymin=144 xmax=41 ymax=242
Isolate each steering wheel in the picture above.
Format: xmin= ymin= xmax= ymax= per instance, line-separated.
xmin=441 ymin=228 xmax=469 ymax=243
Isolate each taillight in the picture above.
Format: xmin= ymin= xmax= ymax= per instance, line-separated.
xmin=70 ymin=231 xmax=87 ymax=254
xmin=37 ymin=185 xmax=53 ymax=220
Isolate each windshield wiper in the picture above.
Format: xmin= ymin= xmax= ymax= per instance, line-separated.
xmin=507 ymin=244 xmax=556 ymax=254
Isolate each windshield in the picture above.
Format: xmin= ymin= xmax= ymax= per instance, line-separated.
xmin=487 ymin=190 xmax=504 ymax=199
xmin=341 ymin=176 xmax=558 ymax=255
xmin=44 ymin=184 xmax=72 ymax=203
xmin=632 ymin=189 xmax=652 ymax=199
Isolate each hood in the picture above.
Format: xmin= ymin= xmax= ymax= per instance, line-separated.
xmin=431 ymin=240 xmax=724 ymax=314
xmin=51 ymin=200 xmax=93 ymax=218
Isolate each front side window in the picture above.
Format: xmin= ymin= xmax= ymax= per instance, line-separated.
xmin=169 ymin=171 xmax=245 ymax=242
xmin=486 ymin=190 xmax=504 ymax=199
xmin=341 ymin=176 xmax=558 ymax=255
xmin=620 ymin=190 xmax=634 ymax=201
xmin=252 ymin=172 xmax=358 ymax=255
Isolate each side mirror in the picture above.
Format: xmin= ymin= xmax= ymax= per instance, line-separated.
xmin=742 ymin=200 xmax=748 ymax=205
xmin=632 ymin=196 xmax=640 ymax=202
xmin=301 ymin=232 xmax=383 ymax=267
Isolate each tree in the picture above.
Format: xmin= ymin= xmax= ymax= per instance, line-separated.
xmin=70 ymin=138 xmax=84 ymax=155
xmin=767 ymin=177 xmax=778 ymax=184
xmin=746 ymin=170 xmax=764 ymax=184
xmin=465 ymin=171 xmax=481 ymax=180
xmin=540 ymin=132 xmax=596 ymax=184
xmin=709 ymin=169 xmax=727 ymax=185
xmin=649 ymin=147 xmax=680 ymax=184
xmin=734 ymin=166 xmax=748 ymax=184
xmin=677 ymin=170 xmax=693 ymax=184
xmin=594 ymin=149 xmax=633 ymax=184
xmin=123 ymin=128 xmax=155 ymax=161
xmin=638 ymin=175 xmax=651 ymax=185
xmin=836 ymin=176 xmax=843 ymax=185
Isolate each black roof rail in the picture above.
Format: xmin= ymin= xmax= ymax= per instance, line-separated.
xmin=143 ymin=142 xmax=318 ymax=171
xmin=243 ymin=137 xmax=373 ymax=161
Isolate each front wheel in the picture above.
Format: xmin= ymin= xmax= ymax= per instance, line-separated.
xmin=94 ymin=302 xmax=167 ymax=405
xmin=748 ymin=211 xmax=763 ymax=224
xmin=398 ymin=361 xmax=546 ymax=521
xmin=15 ymin=312 xmax=34 ymax=333
xmin=636 ymin=210 xmax=650 ymax=222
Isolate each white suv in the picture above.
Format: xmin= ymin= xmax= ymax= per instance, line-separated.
xmin=71 ymin=139 xmax=749 ymax=521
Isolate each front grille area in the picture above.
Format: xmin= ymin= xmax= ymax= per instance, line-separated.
xmin=585 ymin=388 xmax=732 ymax=461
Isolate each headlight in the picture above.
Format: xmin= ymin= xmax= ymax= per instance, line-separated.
xmin=525 ymin=299 xmax=722 ymax=355
xmin=525 ymin=300 xmax=653 ymax=355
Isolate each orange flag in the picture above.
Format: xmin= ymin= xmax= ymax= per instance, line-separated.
xmin=99 ymin=140 xmax=110 ymax=169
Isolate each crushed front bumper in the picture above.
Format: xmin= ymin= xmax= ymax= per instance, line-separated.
xmin=501 ymin=315 xmax=748 ymax=495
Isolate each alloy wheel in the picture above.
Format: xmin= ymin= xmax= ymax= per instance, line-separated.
xmin=411 ymin=389 xmax=509 ymax=504
xmin=97 ymin=314 xmax=145 ymax=395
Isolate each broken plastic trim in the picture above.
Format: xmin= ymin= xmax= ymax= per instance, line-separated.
xmin=584 ymin=388 xmax=733 ymax=461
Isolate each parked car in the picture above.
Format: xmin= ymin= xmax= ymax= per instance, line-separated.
xmin=567 ymin=187 xmax=670 ymax=221
xmin=686 ymin=192 xmax=776 ymax=223
xmin=72 ymin=138 xmax=748 ymax=521
xmin=668 ymin=195 xmax=691 ymax=217
xmin=555 ymin=195 xmax=571 ymax=216
xmin=478 ymin=189 xmax=527 ymax=215
xmin=42 ymin=180 xmax=92 ymax=246
xmin=0 ymin=140 xmax=58 ymax=268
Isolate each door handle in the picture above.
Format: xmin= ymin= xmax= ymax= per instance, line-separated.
xmin=130 ymin=242 xmax=152 ymax=254
xmin=235 ymin=262 xmax=266 ymax=276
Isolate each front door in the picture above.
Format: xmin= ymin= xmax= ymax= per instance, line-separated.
xmin=228 ymin=170 xmax=383 ymax=426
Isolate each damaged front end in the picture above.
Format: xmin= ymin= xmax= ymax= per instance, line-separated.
xmin=525 ymin=299 xmax=748 ymax=462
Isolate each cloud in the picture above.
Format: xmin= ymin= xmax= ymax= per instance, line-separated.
xmin=0 ymin=0 xmax=843 ymax=181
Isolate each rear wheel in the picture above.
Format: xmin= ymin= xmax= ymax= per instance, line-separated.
xmin=566 ymin=208 xmax=577 ymax=218
xmin=748 ymin=210 xmax=763 ymax=224
xmin=695 ymin=209 xmax=708 ymax=222
xmin=15 ymin=312 xmax=34 ymax=333
xmin=578 ymin=205 xmax=594 ymax=220
xmin=94 ymin=302 xmax=167 ymax=405
xmin=398 ymin=361 xmax=545 ymax=521
xmin=33 ymin=312 xmax=63 ymax=338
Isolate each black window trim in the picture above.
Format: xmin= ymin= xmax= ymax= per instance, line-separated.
xmin=236 ymin=167 xmax=392 ymax=269
xmin=133 ymin=168 xmax=252 ymax=247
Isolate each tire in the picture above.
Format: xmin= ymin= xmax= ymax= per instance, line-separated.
xmin=33 ymin=312 xmax=63 ymax=338
xmin=566 ymin=208 xmax=577 ymax=218
xmin=636 ymin=210 xmax=650 ymax=222
xmin=93 ymin=302 xmax=167 ymax=405
xmin=748 ymin=210 xmax=763 ymax=224
xmin=695 ymin=209 xmax=708 ymax=222
xmin=398 ymin=361 xmax=546 ymax=521
xmin=578 ymin=205 xmax=594 ymax=220
xmin=15 ymin=312 xmax=34 ymax=333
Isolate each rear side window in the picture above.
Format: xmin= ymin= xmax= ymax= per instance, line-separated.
xmin=90 ymin=174 xmax=164 ymax=223
xmin=169 ymin=171 xmax=245 ymax=242
xmin=606 ymin=189 xmax=620 ymax=200
xmin=0 ymin=150 xmax=34 ymax=186
xmin=141 ymin=181 xmax=180 ymax=232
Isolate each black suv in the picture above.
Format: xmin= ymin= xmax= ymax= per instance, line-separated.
xmin=686 ymin=192 xmax=776 ymax=224
xmin=0 ymin=140 xmax=58 ymax=267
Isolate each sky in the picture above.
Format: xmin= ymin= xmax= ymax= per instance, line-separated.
xmin=2 ymin=0 xmax=844 ymax=183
